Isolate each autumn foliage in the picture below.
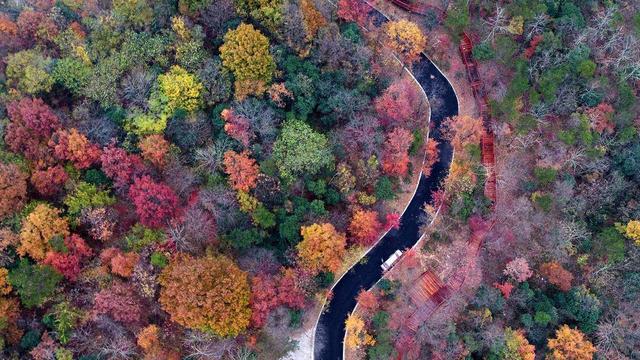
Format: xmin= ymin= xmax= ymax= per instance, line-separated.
xmin=381 ymin=127 xmax=412 ymax=177
xmin=383 ymin=20 xmax=427 ymax=64
xmin=138 ymin=134 xmax=170 ymax=168
xmin=348 ymin=209 xmax=382 ymax=246
xmin=93 ymin=282 xmax=143 ymax=324
xmin=374 ymin=78 xmax=423 ymax=126
xmin=30 ymin=165 xmax=68 ymax=197
xmin=49 ymin=128 xmax=101 ymax=169
xmin=100 ymin=247 xmax=139 ymax=278
xmin=0 ymin=296 xmax=23 ymax=345
xmin=18 ymin=204 xmax=70 ymax=261
xmin=337 ymin=0 xmax=370 ymax=26
xmin=221 ymin=108 xmax=253 ymax=147
xmin=0 ymin=163 xmax=28 ymax=219
xmin=100 ymin=145 xmax=146 ymax=188
xmin=159 ymin=254 xmax=251 ymax=336
xmin=547 ymin=325 xmax=596 ymax=360
xmin=539 ymin=261 xmax=574 ymax=292
xmin=297 ymin=223 xmax=347 ymax=273
xmin=129 ymin=176 xmax=179 ymax=229
xmin=223 ymin=150 xmax=260 ymax=192
xmin=43 ymin=234 xmax=92 ymax=281
xmin=5 ymin=98 xmax=60 ymax=165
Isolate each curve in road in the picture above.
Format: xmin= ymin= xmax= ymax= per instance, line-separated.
xmin=313 ymin=4 xmax=460 ymax=359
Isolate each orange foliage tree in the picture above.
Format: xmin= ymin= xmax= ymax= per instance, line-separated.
xmin=0 ymin=162 xmax=28 ymax=219
xmin=18 ymin=204 xmax=70 ymax=261
xmin=99 ymin=247 xmax=139 ymax=278
xmin=159 ymin=254 xmax=251 ymax=336
xmin=297 ymin=223 xmax=347 ymax=273
xmin=0 ymin=296 xmax=23 ymax=345
xmin=348 ymin=209 xmax=382 ymax=246
xmin=138 ymin=134 xmax=170 ymax=168
xmin=444 ymin=114 xmax=483 ymax=154
xmin=49 ymin=128 xmax=101 ymax=169
xmin=137 ymin=324 xmax=180 ymax=360
xmin=547 ymin=325 xmax=596 ymax=360
xmin=223 ymin=150 xmax=260 ymax=192
xmin=539 ymin=261 xmax=573 ymax=292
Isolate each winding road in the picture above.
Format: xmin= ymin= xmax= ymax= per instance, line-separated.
xmin=313 ymin=3 xmax=459 ymax=359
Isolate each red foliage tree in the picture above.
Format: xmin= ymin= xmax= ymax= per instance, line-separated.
xmin=0 ymin=162 xmax=28 ymax=219
xmin=30 ymin=165 xmax=68 ymax=197
xmin=129 ymin=176 xmax=179 ymax=228
xmin=222 ymin=150 xmax=260 ymax=192
xmin=44 ymin=234 xmax=92 ymax=281
xmin=49 ymin=128 xmax=101 ymax=169
xmin=221 ymin=108 xmax=253 ymax=148
xmin=396 ymin=333 xmax=421 ymax=360
xmin=100 ymin=145 xmax=146 ymax=188
xmin=249 ymin=274 xmax=279 ymax=328
xmin=422 ymin=139 xmax=440 ymax=177
xmin=381 ymin=127 xmax=412 ymax=177
xmin=337 ymin=0 xmax=370 ymax=26
xmin=384 ymin=212 xmax=401 ymax=230
xmin=16 ymin=10 xmax=58 ymax=46
xmin=348 ymin=209 xmax=382 ymax=246
xmin=277 ymin=267 xmax=306 ymax=309
xmin=586 ymin=102 xmax=615 ymax=134
xmin=5 ymin=98 xmax=60 ymax=166
xmin=374 ymin=78 xmax=422 ymax=127
xmin=356 ymin=289 xmax=379 ymax=316
xmin=93 ymin=282 xmax=143 ymax=324
xmin=524 ymin=34 xmax=543 ymax=59
xmin=493 ymin=282 xmax=514 ymax=299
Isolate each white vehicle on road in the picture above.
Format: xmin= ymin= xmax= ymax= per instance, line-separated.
xmin=381 ymin=250 xmax=403 ymax=272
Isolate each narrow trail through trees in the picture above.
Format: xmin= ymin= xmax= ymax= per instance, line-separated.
xmin=312 ymin=1 xmax=458 ymax=358
xmin=314 ymin=2 xmax=500 ymax=359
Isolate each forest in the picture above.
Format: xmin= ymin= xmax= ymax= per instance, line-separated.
xmin=0 ymin=0 xmax=639 ymax=359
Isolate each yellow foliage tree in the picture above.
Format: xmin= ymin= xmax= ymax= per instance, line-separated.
xmin=219 ymin=23 xmax=275 ymax=97
xmin=383 ymin=20 xmax=427 ymax=64
xmin=503 ymin=327 xmax=535 ymax=360
xmin=547 ymin=325 xmax=596 ymax=360
xmin=345 ymin=313 xmax=375 ymax=349
xmin=297 ymin=223 xmax=346 ymax=273
xmin=153 ymin=65 xmax=203 ymax=115
xmin=620 ymin=220 xmax=640 ymax=245
xmin=159 ymin=254 xmax=251 ymax=337
xmin=18 ymin=204 xmax=70 ymax=261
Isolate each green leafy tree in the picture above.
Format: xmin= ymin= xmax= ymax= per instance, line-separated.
xmin=52 ymin=58 xmax=92 ymax=96
xmin=64 ymin=182 xmax=116 ymax=217
xmin=5 ymin=49 xmax=54 ymax=94
xmin=8 ymin=259 xmax=62 ymax=308
xmin=272 ymin=119 xmax=334 ymax=182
